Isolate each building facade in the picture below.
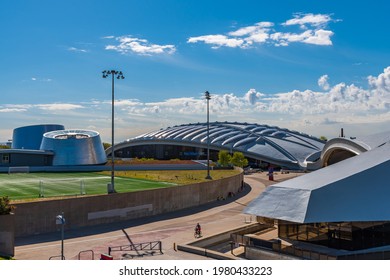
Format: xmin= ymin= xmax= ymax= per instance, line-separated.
xmin=111 ymin=122 xmax=326 ymax=170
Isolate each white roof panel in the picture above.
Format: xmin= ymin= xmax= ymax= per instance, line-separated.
xmin=245 ymin=140 xmax=390 ymax=223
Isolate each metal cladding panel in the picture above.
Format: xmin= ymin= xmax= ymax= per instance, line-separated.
xmin=40 ymin=130 xmax=107 ymax=165
xmin=12 ymin=124 xmax=65 ymax=150
xmin=116 ymin=122 xmax=326 ymax=170
xmin=244 ymin=140 xmax=390 ymax=223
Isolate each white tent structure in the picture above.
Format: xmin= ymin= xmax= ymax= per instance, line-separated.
xmin=245 ymin=139 xmax=390 ymax=224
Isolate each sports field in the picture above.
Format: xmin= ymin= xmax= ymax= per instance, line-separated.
xmin=0 ymin=172 xmax=177 ymax=200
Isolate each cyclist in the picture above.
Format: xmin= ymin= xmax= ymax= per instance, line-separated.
xmin=195 ymin=223 xmax=201 ymax=237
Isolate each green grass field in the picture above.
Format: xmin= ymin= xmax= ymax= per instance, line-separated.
xmin=0 ymin=172 xmax=177 ymax=201
xmin=0 ymin=169 xmax=240 ymax=201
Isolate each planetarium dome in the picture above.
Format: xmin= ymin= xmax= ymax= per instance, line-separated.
xmin=40 ymin=129 xmax=107 ymax=166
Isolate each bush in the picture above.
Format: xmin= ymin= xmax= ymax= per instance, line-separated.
xmin=0 ymin=196 xmax=15 ymax=215
xmin=231 ymin=152 xmax=248 ymax=168
xmin=218 ymin=150 xmax=232 ymax=167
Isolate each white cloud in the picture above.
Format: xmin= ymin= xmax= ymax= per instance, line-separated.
xmin=303 ymin=29 xmax=333 ymax=46
xmin=368 ymin=66 xmax=390 ymax=93
xmin=0 ymin=108 xmax=27 ymax=113
xmin=188 ymin=13 xmax=336 ymax=49
xmin=30 ymin=77 xmax=52 ymax=82
xmin=133 ymin=67 xmax=390 ymax=123
xmin=318 ymin=74 xmax=330 ymax=90
xmin=187 ymin=35 xmax=245 ymax=49
xmin=36 ymin=103 xmax=84 ymax=111
xmin=283 ymin=13 xmax=333 ymax=29
xmin=68 ymin=47 xmax=88 ymax=53
xmin=3 ymin=67 xmax=390 ymax=142
xmin=105 ymin=36 xmax=176 ymax=56
xmin=244 ymin=89 xmax=265 ymax=105
xmin=102 ymin=99 xmax=142 ymax=107
xmin=228 ymin=21 xmax=273 ymax=46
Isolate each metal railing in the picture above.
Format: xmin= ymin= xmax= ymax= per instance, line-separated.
xmin=49 ymin=255 xmax=65 ymax=260
xmin=109 ymin=241 xmax=163 ymax=258
xmin=78 ymin=250 xmax=95 ymax=260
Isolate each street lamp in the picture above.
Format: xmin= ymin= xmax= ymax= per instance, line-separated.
xmin=205 ymin=91 xmax=212 ymax=180
xmin=102 ymin=70 xmax=125 ymax=194
xmin=55 ymin=213 xmax=65 ymax=260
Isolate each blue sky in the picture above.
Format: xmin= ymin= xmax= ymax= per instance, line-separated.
xmin=1 ymin=0 xmax=389 ymax=143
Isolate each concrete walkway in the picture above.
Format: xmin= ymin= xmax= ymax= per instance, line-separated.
xmin=14 ymin=172 xmax=299 ymax=260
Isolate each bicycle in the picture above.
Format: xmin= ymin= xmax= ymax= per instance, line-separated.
xmin=194 ymin=229 xmax=202 ymax=238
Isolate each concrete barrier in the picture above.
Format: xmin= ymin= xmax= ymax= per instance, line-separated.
xmin=0 ymin=213 xmax=15 ymax=257
xmin=13 ymin=172 xmax=243 ymax=237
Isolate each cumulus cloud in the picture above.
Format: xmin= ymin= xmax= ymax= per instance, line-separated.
xmin=188 ymin=13 xmax=336 ymax=48
xmin=303 ymin=29 xmax=333 ymax=46
xmin=282 ymin=13 xmax=333 ymax=29
xmin=187 ymin=35 xmax=245 ymax=49
xmin=4 ymin=67 xmax=390 ymax=141
xmin=269 ymin=29 xmax=333 ymax=46
xmin=122 ymin=67 xmax=390 ymax=124
xmin=244 ymin=89 xmax=265 ymax=105
xmin=105 ymin=35 xmax=176 ymax=56
xmin=318 ymin=75 xmax=330 ymax=90
xmin=368 ymin=67 xmax=390 ymax=93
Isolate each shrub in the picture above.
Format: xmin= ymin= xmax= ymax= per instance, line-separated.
xmin=231 ymin=152 xmax=248 ymax=168
xmin=218 ymin=150 xmax=231 ymax=167
xmin=0 ymin=196 xmax=15 ymax=215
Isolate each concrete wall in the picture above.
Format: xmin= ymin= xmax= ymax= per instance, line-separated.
xmin=0 ymin=214 xmax=15 ymax=257
xmin=13 ymin=172 xmax=243 ymax=237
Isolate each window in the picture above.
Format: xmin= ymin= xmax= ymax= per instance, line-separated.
xmin=2 ymin=154 xmax=9 ymax=163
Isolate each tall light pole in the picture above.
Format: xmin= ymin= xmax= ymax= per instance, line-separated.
xmin=102 ymin=70 xmax=124 ymax=193
xmin=205 ymin=91 xmax=212 ymax=180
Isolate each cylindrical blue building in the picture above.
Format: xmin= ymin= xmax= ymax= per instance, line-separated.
xmin=40 ymin=129 xmax=107 ymax=165
xmin=12 ymin=124 xmax=65 ymax=150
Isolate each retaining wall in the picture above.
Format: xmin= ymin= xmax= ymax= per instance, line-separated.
xmin=13 ymin=172 xmax=243 ymax=237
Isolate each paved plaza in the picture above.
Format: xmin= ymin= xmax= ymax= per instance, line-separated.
xmin=14 ymin=172 xmax=299 ymax=260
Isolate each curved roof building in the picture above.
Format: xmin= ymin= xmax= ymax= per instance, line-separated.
xmin=40 ymin=129 xmax=107 ymax=166
xmin=321 ymin=130 xmax=390 ymax=167
xmin=113 ymin=122 xmax=325 ymax=170
xmin=245 ymin=139 xmax=390 ymax=223
xmin=243 ymin=131 xmax=390 ymax=256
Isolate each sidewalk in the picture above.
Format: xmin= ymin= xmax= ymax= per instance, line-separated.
xmin=14 ymin=172 xmax=298 ymax=260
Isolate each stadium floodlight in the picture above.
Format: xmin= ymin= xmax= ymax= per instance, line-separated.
xmin=102 ymin=70 xmax=125 ymax=194
xmin=205 ymin=91 xmax=212 ymax=180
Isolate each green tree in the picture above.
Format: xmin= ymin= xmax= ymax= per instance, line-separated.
xmin=231 ymin=152 xmax=248 ymax=168
xmin=103 ymin=142 xmax=111 ymax=150
xmin=218 ymin=150 xmax=231 ymax=167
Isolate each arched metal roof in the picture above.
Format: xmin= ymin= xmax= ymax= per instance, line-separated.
xmin=319 ymin=130 xmax=390 ymax=167
xmin=114 ymin=122 xmax=325 ymax=170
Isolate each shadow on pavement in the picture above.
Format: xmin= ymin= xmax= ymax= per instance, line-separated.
xmin=15 ymin=184 xmax=252 ymax=246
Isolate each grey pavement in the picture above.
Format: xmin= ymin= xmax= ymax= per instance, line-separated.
xmin=14 ymin=172 xmax=299 ymax=260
